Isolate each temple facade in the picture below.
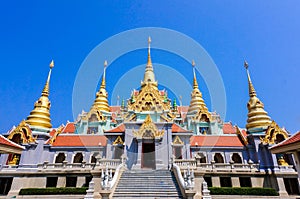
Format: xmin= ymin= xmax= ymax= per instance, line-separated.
xmin=0 ymin=38 xmax=299 ymax=198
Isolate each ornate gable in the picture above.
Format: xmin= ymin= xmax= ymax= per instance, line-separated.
xmin=82 ymin=109 xmax=106 ymax=122
xmin=113 ymin=136 xmax=124 ymax=146
xmin=8 ymin=120 xmax=35 ymax=144
xmin=133 ymin=115 xmax=164 ymax=139
xmin=193 ymin=109 xmax=211 ymax=122
xmin=128 ymin=84 xmax=171 ymax=112
xmin=260 ymin=121 xmax=289 ymax=145
xmin=173 ymin=135 xmax=184 ymax=145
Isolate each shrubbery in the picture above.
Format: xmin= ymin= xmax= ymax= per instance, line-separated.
xmin=208 ymin=187 xmax=278 ymax=196
xmin=19 ymin=187 xmax=88 ymax=195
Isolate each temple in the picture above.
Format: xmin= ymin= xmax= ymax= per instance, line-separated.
xmin=0 ymin=39 xmax=299 ymax=198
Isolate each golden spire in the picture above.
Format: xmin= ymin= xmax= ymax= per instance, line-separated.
xmin=192 ymin=60 xmax=198 ymax=89
xmin=26 ymin=60 xmax=54 ymax=129
xmin=147 ymin=37 xmax=152 ymax=67
xmin=187 ymin=61 xmax=210 ymax=116
xmin=100 ymin=60 xmax=107 ymax=89
xmin=141 ymin=37 xmax=157 ymax=87
xmin=244 ymin=61 xmax=271 ymax=131
xmin=244 ymin=61 xmax=256 ymax=97
xmin=90 ymin=60 xmax=110 ymax=112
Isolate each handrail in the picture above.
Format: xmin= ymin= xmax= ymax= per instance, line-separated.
xmin=173 ymin=159 xmax=260 ymax=172
xmin=110 ymin=163 xmax=124 ymax=189
xmin=172 ymin=163 xmax=188 ymax=198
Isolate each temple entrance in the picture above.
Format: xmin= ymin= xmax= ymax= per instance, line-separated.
xmin=141 ymin=141 xmax=155 ymax=169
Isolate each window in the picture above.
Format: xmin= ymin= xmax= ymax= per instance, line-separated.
xmin=46 ymin=177 xmax=58 ymax=187
xmin=66 ymin=176 xmax=77 ymax=187
xmin=199 ymin=127 xmax=209 ymax=134
xmin=55 ymin=153 xmax=66 ymax=163
xmin=87 ymin=127 xmax=98 ymax=134
xmin=214 ymin=153 xmax=224 ymax=163
xmin=220 ymin=177 xmax=232 ymax=187
xmin=73 ymin=153 xmax=83 ymax=163
xmin=91 ymin=156 xmax=96 ymax=163
xmin=232 ymin=153 xmax=242 ymax=163
xmin=239 ymin=177 xmax=251 ymax=187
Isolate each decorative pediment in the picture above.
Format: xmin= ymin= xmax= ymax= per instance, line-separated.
xmin=8 ymin=120 xmax=35 ymax=144
xmin=128 ymin=84 xmax=171 ymax=112
xmin=133 ymin=115 xmax=164 ymax=139
xmin=260 ymin=121 xmax=289 ymax=145
xmin=193 ymin=110 xmax=211 ymax=122
xmin=47 ymin=125 xmax=64 ymax=145
xmin=113 ymin=136 xmax=124 ymax=146
xmin=173 ymin=135 xmax=184 ymax=145
xmin=83 ymin=109 xmax=106 ymax=122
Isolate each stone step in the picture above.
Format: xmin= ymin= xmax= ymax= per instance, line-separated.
xmin=113 ymin=170 xmax=182 ymax=198
xmin=113 ymin=192 xmax=182 ymax=196
xmin=115 ymin=187 xmax=179 ymax=190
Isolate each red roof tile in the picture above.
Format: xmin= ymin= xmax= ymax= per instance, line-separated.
xmin=62 ymin=122 xmax=75 ymax=133
xmin=0 ymin=134 xmax=25 ymax=150
xmin=190 ymin=135 xmax=244 ymax=147
xmin=172 ymin=124 xmax=189 ymax=133
xmin=223 ymin=123 xmax=235 ymax=134
xmin=241 ymin=129 xmax=247 ymax=137
xmin=105 ymin=124 xmax=125 ymax=133
xmin=49 ymin=129 xmax=56 ymax=137
xmin=51 ymin=135 xmax=107 ymax=147
xmin=271 ymin=131 xmax=300 ymax=150
xmin=110 ymin=106 xmax=121 ymax=113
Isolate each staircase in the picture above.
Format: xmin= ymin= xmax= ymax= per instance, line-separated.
xmin=113 ymin=169 xmax=183 ymax=198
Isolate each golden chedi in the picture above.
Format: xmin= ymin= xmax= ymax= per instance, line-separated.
xmin=187 ymin=61 xmax=210 ymax=117
xmin=90 ymin=60 xmax=110 ymax=113
xmin=26 ymin=60 xmax=54 ymax=129
xmin=244 ymin=61 xmax=271 ymax=131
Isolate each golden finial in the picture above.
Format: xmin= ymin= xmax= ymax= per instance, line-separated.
xmin=192 ymin=60 xmax=198 ymax=89
xmin=147 ymin=36 xmax=152 ymax=67
xmin=142 ymin=37 xmax=156 ymax=87
xmin=244 ymin=61 xmax=256 ymax=97
xmin=244 ymin=60 xmax=248 ymax=69
xmin=100 ymin=60 xmax=107 ymax=89
xmin=192 ymin=60 xmax=196 ymax=67
xmin=49 ymin=60 xmax=54 ymax=68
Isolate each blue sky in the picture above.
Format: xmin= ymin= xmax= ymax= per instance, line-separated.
xmin=0 ymin=1 xmax=299 ymax=133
